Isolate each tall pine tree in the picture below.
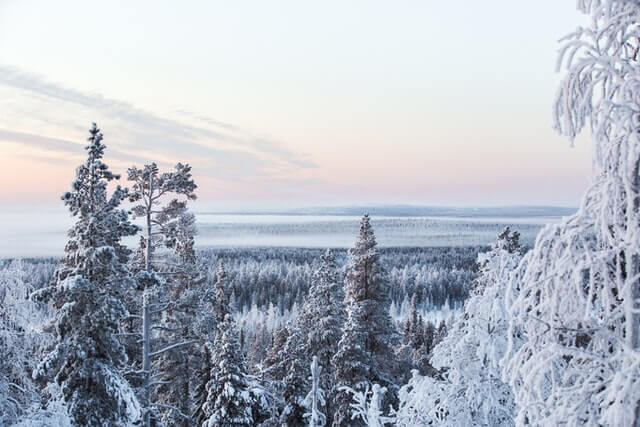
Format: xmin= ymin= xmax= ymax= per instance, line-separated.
xmin=126 ymin=162 xmax=197 ymax=426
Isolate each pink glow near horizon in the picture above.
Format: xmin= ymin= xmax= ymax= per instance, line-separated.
xmin=0 ymin=1 xmax=592 ymax=208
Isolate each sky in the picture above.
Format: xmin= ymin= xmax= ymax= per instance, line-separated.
xmin=0 ymin=1 xmax=593 ymax=211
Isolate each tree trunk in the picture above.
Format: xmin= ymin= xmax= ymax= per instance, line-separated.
xmin=143 ymin=175 xmax=153 ymax=427
xmin=143 ymin=290 xmax=151 ymax=427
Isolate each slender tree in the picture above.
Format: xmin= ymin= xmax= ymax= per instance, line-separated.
xmin=32 ymin=123 xmax=142 ymax=426
xmin=126 ymin=162 xmax=197 ymax=426
xmin=304 ymin=356 xmax=327 ymax=427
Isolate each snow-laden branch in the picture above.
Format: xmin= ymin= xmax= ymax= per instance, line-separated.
xmin=149 ymin=340 xmax=197 ymax=357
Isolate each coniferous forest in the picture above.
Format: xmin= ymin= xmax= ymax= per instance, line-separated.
xmin=2 ymin=1 xmax=640 ymax=426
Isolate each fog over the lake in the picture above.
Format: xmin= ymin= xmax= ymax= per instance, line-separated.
xmin=0 ymin=206 xmax=570 ymax=257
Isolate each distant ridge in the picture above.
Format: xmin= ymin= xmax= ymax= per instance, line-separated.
xmin=197 ymin=205 xmax=577 ymax=218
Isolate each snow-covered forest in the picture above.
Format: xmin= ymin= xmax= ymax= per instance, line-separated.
xmin=2 ymin=1 xmax=640 ymax=426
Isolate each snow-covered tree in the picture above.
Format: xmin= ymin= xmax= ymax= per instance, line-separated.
xmin=341 ymin=383 xmax=394 ymax=427
xmin=192 ymin=264 xmax=227 ymax=425
xmin=394 ymin=370 xmax=452 ymax=426
xmin=32 ymin=123 xmax=142 ymax=426
xmin=502 ymin=2 xmax=640 ymax=425
xmin=126 ymin=161 xmax=197 ymax=426
xmin=0 ymin=260 xmax=50 ymax=425
xmin=12 ymin=383 xmax=72 ymax=427
xmin=152 ymin=211 xmax=202 ymax=427
xmin=297 ymin=249 xmax=345 ymax=421
xmin=263 ymin=326 xmax=290 ymax=383
xmin=192 ymin=342 xmax=213 ymax=427
xmin=127 ymin=162 xmax=197 ymax=274
xmin=332 ymin=215 xmax=400 ymax=427
xmin=301 ymin=249 xmax=345 ymax=370
xmin=261 ymin=249 xmax=345 ymax=424
xmin=213 ymin=262 xmax=230 ymax=322
xmin=202 ymin=314 xmax=254 ymax=426
xmin=396 ymin=228 xmax=523 ymax=427
xmin=331 ymin=308 xmax=371 ymax=427
xmin=202 ymin=264 xmax=270 ymax=427
xmin=262 ymin=321 xmax=308 ymax=425
xmin=304 ymin=356 xmax=327 ymax=427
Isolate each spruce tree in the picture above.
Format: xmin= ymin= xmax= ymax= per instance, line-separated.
xmin=191 ymin=266 xmax=222 ymax=426
xmin=262 ymin=322 xmax=308 ymax=425
xmin=264 ymin=249 xmax=346 ymax=424
xmin=263 ymin=326 xmax=290 ymax=381
xmin=202 ymin=315 xmax=254 ymax=426
xmin=202 ymin=264 xmax=255 ymax=426
xmin=297 ymin=249 xmax=345 ymax=422
xmin=331 ymin=309 xmax=371 ymax=427
xmin=32 ymin=123 xmax=141 ymax=426
xmin=192 ymin=344 xmax=212 ymax=426
xmin=332 ymin=214 xmax=399 ymax=426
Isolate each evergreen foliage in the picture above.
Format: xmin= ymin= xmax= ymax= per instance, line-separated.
xmin=332 ymin=215 xmax=400 ymax=426
xmin=32 ymin=123 xmax=141 ymax=426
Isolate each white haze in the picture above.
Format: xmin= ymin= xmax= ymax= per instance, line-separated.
xmin=0 ymin=207 xmax=568 ymax=258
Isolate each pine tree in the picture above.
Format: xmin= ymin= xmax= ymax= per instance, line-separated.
xmin=411 ymin=320 xmax=437 ymax=376
xmin=32 ymin=123 xmax=142 ymax=426
xmin=405 ymin=293 xmax=424 ymax=351
xmin=126 ymin=162 xmax=197 ymax=426
xmin=332 ymin=215 xmax=399 ymax=426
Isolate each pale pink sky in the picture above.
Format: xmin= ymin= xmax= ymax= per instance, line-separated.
xmin=0 ymin=1 xmax=592 ymax=209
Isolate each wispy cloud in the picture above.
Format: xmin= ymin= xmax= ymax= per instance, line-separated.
xmin=0 ymin=64 xmax=317 ymax=184
xmin=0 ymin=128 xmax=155 ymax=165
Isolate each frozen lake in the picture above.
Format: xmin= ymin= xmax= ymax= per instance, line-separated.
xmin=0 ymin=206 xmax=571 ymax=257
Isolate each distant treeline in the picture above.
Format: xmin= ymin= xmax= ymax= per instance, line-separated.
xmin=2 ymin=246 xmax=482 ymax=317
xmin=199 ymin=246 xmax=482 ymax=314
